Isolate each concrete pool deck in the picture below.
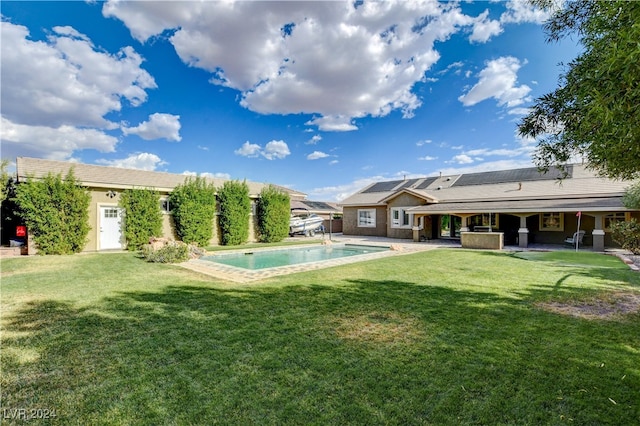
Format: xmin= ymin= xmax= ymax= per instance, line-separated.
xmin=179 ymin=234 xmax=638 ymax=282
xmin=179 ymin=236 xmax=451 ymax=283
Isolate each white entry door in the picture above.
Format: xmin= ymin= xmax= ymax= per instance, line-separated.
xmin=100 ymin=206 xmax=123 ymax=250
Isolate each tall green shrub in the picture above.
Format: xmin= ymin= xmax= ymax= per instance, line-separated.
xmin=14 ymin=169 xmax=90 ymax=254
xmin=119 ymin=188 xmax=162 ymax=250
xmin=218 ymin=180 xmax=250 ymax=246
xmin=256 ymin=185 xmax=290 ymax=243
xmin=169 ymin=176 xmax=217 ymax=246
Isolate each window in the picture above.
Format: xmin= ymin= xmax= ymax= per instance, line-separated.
xmin=469 ymin=213 xmax=499 ymax=229
xmin=539 ymin=212 xmax=564 ymax=231
xmin=604 ymin=212 xmax=629 ymax=231
xmin=103 ymin=208 xmax=119 ymax=218
xmin=391 ymin=208 xmax=411 ymax=228
xmin=357 ymin=209 xmax=376 ymax=227
xmin=160 ymin=198 xmax=171 ymax=214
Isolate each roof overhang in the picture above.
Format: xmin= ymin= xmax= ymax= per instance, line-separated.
xmin=407 ymin=197 xmax=631 ymax=215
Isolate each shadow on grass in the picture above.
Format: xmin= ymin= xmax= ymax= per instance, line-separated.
xmin=2 ymin=280 xmax=639 ymax=425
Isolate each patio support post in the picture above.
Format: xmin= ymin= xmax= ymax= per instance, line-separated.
xmin=412 ymin=214 xmax=421 ymax=242
xmin=518 ymin=215 xmax=529 ymax=248
xmin=460 ymin=215 xmax=470 ymax=232
xmin=592 ymin=214 xmax=605 ymax=252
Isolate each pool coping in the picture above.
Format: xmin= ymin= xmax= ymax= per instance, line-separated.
xmin=179 ymin=241 xmax=437 ymax=283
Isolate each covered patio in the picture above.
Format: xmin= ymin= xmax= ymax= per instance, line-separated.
xmin=407 ymin=196 xmax=630 ymax=252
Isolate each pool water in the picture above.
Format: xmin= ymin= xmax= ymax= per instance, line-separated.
xmin=201 ymin=244 xmax=389 ymax=270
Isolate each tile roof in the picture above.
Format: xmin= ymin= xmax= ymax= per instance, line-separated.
xmin=16 ymin=157 xmax=306 ymax=198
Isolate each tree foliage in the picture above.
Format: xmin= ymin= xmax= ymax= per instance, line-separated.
xmin=622 ymin=181 xmax=640 ymax=210
xmin=1 ymin=159 xmax=10 ymax=203
xmin=170 ymin=176 xmax=217 ymax=247
xmin=610 ymin=219 xmax=640 ymax=255
xmin=518 ymin=0 xmax=640 ymax=180
xmin=256 ymin=185 xmax=290 ymax=243
xmin=13 ymin=170 xmax=90 ymax=254
xmin=218 ymin=180 xmax=251 ymax=246
xmin=119 ymin=188 xmax=163 ymax=251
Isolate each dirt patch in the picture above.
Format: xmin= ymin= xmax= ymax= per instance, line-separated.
xmin=537 ymin=292 xmax=640 ymax=320
xmin=332 ymin=311 xmax=424 ymax=344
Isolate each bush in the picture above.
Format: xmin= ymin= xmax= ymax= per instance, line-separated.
xmin=256 ymin=185 xmax=290 ymax=242
xmin=141 ymin=238 xmax=206 ymax=263
xmin=120 ymin=188 xmax=163 ymax=250
xmin=170 ymin=176 xmax=217 ymax=247
xmin=218 ymin=180 xmax=250 ymax=246
xmin=141 ymin=240 xmax=189 ymax=263
xmin=13 ymin=169 xmax=90 ymax=254
xmin=610 ymin=219 xmax=640 ymax=254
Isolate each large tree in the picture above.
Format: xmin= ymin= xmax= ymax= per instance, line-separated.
xmin=518 ymin=0 xmax=640 ymax=180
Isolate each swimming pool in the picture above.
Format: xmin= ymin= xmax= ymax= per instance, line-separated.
xmin=201 ymin=244 xmax=389 ymax=270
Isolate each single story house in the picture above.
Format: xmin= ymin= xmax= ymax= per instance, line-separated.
xmin=340 ymin=164 xmax=639 ymax=251
xmin=14 ymin=157 xmax=306 ymax=252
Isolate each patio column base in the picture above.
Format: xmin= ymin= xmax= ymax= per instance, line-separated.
xmin=518 ymin=228 xmax=529 ymax=248
xmin=592 ymin=229 xmax=605 ymax=252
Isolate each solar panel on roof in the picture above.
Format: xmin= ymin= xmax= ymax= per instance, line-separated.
xmin=415 ymin=177 xmax=437 ymax=189
xmin=362 ymin=180 xmax=404 ymax=193
xmin=452 ymin=165 xmax=573 ymax=187
xmin=301 ymin=201 xmax=337 ymax=211
xmin=397 ymin=179 xmax=420 ymax=190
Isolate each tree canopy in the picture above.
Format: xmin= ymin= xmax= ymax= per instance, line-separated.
xmin=518 ymin=0 xmax=640 ymax=180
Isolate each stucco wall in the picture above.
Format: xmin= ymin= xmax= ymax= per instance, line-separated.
xmin=342 ymin=206 xmax=387 ymax=237
xmin=85 ymin=187 xmax=262 ymax=251
xmin=386 ymin=193 xmax=424 ymax=239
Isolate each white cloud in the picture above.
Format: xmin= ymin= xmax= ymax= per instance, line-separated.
xmin=458 ymin=56 xmax=531 ymax=109
xmin=306 ymin=135 xmax=323 ymax=145
xmin=329 ymin=160 xmax=339 ymax=165
xmin=306 ymin=116 xmax=358 ymax=132
xmin=451 ymin=154 xmax=474 ymax=164
xmin=464 ymin=148 xmax=523 ymax=157
xmin=103 ymin=1 xmax=486 ymax=131
xmin=1 ymin=21 xmax=156 ymax=129
xmin=122 ymin=113 xmax=182 ymax=141
xmin=0 ymin=20 xmax=165 ymax=160
xmin=418 ymin=155 xmax=437 ymax=161
xmin=235 ymin=140 xmax=290 ymax=160
xmin=96 ymin=153 xmax=166 ymax=171
xmin=0 ymin=117 xmax=118 ymax=161
xmin=500 ymin=0 xmax=551 ymax=25
xmin=508 ymin=107 xmax=530 ymax=116
xmin=183 ymin=170 xmax=231 ymax=180
xmin=416 ymin=139 xmax=432 ymax=146
xmin=234 ymin=141 xmax=262 ymax=158
xmin=262 ymin=140 xmax=290 ymax=160
xmin=307 ymin=151 xmax=329 ymax=160
xmin=469 ymin=10 xmax=502 ymax=43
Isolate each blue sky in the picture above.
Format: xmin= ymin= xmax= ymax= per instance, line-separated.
xmin=1 ymin=1 xmax=580 ymax=201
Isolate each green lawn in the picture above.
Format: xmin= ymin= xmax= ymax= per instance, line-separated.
xmin=1 ymin=249 xmax=639 ymax=425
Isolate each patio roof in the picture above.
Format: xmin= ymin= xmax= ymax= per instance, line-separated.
xmin=407 ymin=196 xmax=628 ymax=215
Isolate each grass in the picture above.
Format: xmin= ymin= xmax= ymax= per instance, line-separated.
xmin=1 ymin=249 xmax=639 ymax=425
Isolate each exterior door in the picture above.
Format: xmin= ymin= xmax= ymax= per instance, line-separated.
xmin=100 ymin=206 xmax=123 ymax=250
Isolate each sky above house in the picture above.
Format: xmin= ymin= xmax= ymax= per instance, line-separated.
xmin=1 ymin=0 xmax=580 ymax=201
